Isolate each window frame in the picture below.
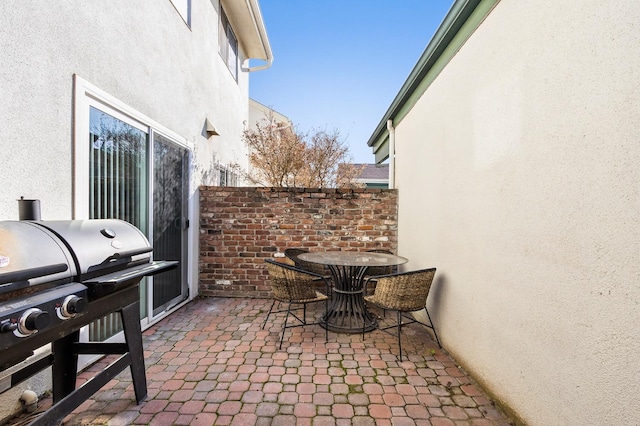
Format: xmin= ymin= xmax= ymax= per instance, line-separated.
xmin=216 ymin=162 xmax=238 ymax=187
xmin=218 ymin=6 xmax=238 ymax=80
xmin=73 ymin=74 xmax=195 ymax=338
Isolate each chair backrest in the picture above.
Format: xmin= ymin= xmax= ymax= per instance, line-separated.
xmin=365 ymin=249 xmax=394 ymax=276
xmin=370 ymin=268 xmax=436 ymax=312
xmin=277 ymin=257 xmax=296 ymax=266
xmin=284 ymin=248 xmax=308 ymax=261
xmin=265 ymin=259 xmax=321 ymax=302
xmin=284 ymin=248 xmax=327 ymax=276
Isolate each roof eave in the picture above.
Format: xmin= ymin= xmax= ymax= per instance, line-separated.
xmin=366 ymin=0 xmax=487 ymax=162
xmin=221 ymin=0 xmax=273 ymax=70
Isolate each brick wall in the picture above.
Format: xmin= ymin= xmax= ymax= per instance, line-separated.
xmin=199 ymin=186 xmax=398 ymax=298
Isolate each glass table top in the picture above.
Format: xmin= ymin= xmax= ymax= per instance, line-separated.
xmin=298 ymin=251 xmax=408 ymax=267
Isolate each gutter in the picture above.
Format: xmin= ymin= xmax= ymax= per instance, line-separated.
xmin=366 ymin=0 xmax=488 ymax=161
xmin=242 ymin=0 xmax=273 ymax=72
xmin=387 ymin=120 xmax=395 ymax=189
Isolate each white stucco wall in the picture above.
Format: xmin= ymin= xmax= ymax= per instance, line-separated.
xmin=0 ymin=0 xmax=257 ymax=419
xmin=395 ymin=1 xmax=640 ymax=424
xmin=0 ymin=0 xmax=250 ymax=221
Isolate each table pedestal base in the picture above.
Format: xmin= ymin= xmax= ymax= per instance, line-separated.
xmin=322 ymin=289 xmax=377 ymax=333
xmin=322 ymin=265 xmax=377 ymax=333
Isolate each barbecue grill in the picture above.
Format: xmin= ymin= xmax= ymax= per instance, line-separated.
xmin=0 ymin=219 xmax=177 ymax=425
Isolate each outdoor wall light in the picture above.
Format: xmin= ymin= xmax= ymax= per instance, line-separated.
xmin=205 ymin=118 xmax=220 ymax=137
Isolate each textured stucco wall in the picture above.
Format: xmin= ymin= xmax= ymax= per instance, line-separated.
xmin=394 ymin=0 xmax=640 ymax=424
xmin=0 ymin=0 xmax=250 ymax=221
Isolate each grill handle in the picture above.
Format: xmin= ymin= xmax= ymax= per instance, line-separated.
xmin=107 ymin=247 xmax=153 ymax=262
xmin=0 ymin=263 xmax=68 ymax=285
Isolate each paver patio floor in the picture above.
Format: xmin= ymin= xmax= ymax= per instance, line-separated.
xmin=25 ymin=297 xmax=513 ymax=425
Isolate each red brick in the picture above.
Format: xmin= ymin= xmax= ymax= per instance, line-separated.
xmin=332 ymin=403 xmax=355 ymax=418
xmin=294 ymin=403 xmax=316 ymax=418
xmin=368 ymin=404 xmax=392 ymax=419
xmin=140 ymin=399 xmax=168 ymax=414
xmin=150 ymin=412 xmax=179 ymax=425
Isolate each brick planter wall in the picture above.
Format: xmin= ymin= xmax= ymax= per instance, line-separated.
xmin=199 ymin=186 xmax=398 ymax=298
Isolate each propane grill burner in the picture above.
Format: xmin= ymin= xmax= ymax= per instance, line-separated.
xmin=0 ymin=218 xmax=177 ymax=425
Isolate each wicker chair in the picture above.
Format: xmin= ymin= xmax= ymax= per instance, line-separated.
xmin=284 ymin=248 xmax=329 ymax=277
xmin=364 ymin=249 xmax=395 ymax=277
xmin=362 ymin=249 xmax=395 ymax=296
xmin=363 ymin=268 xmax=440 ymax=361
xmin=263 ymin=259 xmax=330 ymax=349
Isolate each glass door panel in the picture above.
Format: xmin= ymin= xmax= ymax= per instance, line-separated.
xmin=152 ymin=134 xmax=188 ymax=315
xmin=88 ymin=106 xmax=149 ymax=340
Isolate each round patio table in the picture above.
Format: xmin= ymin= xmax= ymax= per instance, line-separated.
xmin=298 ymin=251 xmax=408 ymax=333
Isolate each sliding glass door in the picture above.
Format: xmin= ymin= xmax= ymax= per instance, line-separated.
xmin=86 ymin=104 xmax=189 ymax=339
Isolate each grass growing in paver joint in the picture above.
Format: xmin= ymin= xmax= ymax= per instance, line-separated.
xmin=348 ymin=384 xmax=363 ymax=394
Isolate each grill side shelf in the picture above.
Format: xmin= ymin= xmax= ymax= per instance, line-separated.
xmin=84 ymin=261 xmax=178 ymax=285
xmin=82 ymin=261 xmax=178 ymax=299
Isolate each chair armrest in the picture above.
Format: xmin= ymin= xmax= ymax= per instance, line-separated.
xmin=364 ymin=274 xmax=385 ymax=295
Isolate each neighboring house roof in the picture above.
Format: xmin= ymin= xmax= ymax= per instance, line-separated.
xmin=222 ymin=0 xmax=273 ymax=71
xmin=352 ymin=163 xmax=389 ymax=188
xmin=249 ymin=99 xmax=291 ymax=129
xmin=355 ymin=163 xmax=389 ymax=180
xmin=366 ymin=0 xmax=498 ymax=163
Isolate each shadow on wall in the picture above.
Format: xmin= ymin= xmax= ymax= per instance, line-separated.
xmin=430 ymin=273 xmax=446 ymax=310
xmin=193 ymin=145 xmax=215 ymax=186
xmin=413 ymin=272 xmax=447 ymax=341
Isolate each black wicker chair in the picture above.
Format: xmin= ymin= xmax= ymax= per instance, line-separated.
xmin=263 ymin=259 xmax=330 ymax=349
xmin=364 ymin=249 xmax=395 ymax=277
xmin=283 ymin=248 xmax=308 ymax=267
xmin=284 ymin=248 xmax=328 ymax=276
xmin=363 ymin=268 xmax=440 ymax=361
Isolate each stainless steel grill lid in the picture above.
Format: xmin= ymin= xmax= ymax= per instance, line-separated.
xmin=34 ymin=219 xmax=154 ymax=281
xmin=0 ymin=221 xmax=76 ymax=295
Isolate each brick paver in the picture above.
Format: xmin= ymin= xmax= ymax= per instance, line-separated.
xmin=22 ymin=298 xmax=512 ymax=425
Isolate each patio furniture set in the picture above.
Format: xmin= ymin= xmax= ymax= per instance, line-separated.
xmin=263 ymin=248 xmax=440 ymax=361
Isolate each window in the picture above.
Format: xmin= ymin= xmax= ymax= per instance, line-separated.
xmin=216 ymin=163 xmax=238 ymax=186
xmin=170 ymin=0 xmax=191 ymax=27
xmin=218 ymin=7 xmax=238 ymax=80
xmin=89 ymin=107 xmax=149 ymax=232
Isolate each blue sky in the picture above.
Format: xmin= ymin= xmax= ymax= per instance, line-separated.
xmin=249 ymin=0 xmax=455 ymax=164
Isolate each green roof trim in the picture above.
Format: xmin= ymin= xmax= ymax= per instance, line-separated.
xmin=367 ymin=0 xmax=499 ymax=163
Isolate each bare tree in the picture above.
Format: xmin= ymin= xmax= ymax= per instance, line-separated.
xmin=239 ymin=115 xmax=306 ymax=187
xmin=302 ymin=128 xmax=363 ymax=188
xmin=336 ymin=162 xmax=367 ymax=188
xmin=237 ymin=110 xmax=365 ymax=188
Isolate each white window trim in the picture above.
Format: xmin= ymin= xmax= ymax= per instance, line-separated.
xmin=73 ymin=75 xmax=196 ymax=332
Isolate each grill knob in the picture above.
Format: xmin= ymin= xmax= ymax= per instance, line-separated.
xmin=59 ymin=295 xmax=86 ymax=318
xmin=1 ymin=321 xmax=18 ymax=333
xmin=16 ymin=308 xmax=49 ymax=336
